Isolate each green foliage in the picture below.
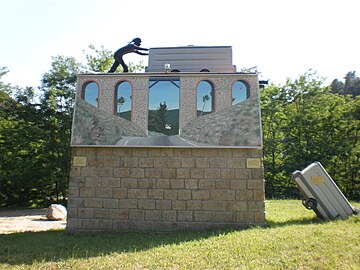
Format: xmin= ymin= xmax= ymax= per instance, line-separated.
xmin=0 ymin=46 xmax=145 ymax=207
xmin=262 ymin=70 xmax=360 ymax=200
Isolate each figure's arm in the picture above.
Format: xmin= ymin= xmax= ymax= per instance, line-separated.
xmin=135 ymin=51 xmax=149 ymax=56
xmin=134 ymin=45 xmax=149 ymax=51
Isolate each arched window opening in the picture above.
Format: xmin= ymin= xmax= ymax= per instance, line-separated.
xmin=83 ymin=82 xmax=98 ymax=108
xmin=115 ymin=81 xmax=132 ymax=121
xmin=197 ymin=80 xmax=214 ymax=116
xmin=232 ymin=81 xmax=250 ymax=105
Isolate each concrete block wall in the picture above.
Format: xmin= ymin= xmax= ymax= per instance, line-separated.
xmin=66 ymin=147 xmax=265 ymax=232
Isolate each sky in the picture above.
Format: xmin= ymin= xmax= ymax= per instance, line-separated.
xmin=1 ymin=0 xmax=359 ymax=89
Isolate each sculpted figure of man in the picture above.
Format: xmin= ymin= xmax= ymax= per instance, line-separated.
xmin=108 ymin=37 xmax=149 ymax=73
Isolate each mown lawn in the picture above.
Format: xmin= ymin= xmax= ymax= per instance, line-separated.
xmin=0 ymin=200 xmax=359 ymax=269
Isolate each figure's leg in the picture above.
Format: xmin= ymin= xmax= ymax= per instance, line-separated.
xmin=108 ymin=59 xmax=120 ymax=73
xmin=120 ymin=58 xmax=129 ymax=72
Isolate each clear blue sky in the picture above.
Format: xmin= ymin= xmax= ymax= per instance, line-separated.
xmin=1 ymin=0 xmax=359 ymax=89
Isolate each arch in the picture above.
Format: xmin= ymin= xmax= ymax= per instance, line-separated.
xmin=197 ymin=80 xmax=214 ymax=116
xmin=171 ymin=69 xmax=180 ymax=72
xmin=115 ymin=81 xmax=132 ymax=121
xmin=200 ymin=69 xmax=210 ymax=72
xmin=232 ymin=80 xmax=250 ymax=105
xmin=82 ymin=81 xmax=99 ymax=108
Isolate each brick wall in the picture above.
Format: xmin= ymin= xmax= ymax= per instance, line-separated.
xmin=66 ymin=147 xmax=265 ymax=232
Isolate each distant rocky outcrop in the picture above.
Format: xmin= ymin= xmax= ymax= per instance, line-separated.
xmin=72 ymin=99 xmax=146 ymax=145
xmin=181 ymin=94 xmax=262 ymax=147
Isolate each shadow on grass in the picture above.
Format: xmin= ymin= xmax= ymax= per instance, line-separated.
xmin=0 ymin=228 xmax=239 ymax=265
xmin=0 ymin=216 xmax=324 ymax=266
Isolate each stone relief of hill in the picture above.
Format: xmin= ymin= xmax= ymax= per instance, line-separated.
xmin=181 ymin=94 xmax=262 ymax=147
xmin=71 ymin=99 xmax=146 ymax=145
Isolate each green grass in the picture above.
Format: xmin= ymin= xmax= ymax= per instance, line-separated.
xmin=1 ymin=200 xmax=359 ymax=269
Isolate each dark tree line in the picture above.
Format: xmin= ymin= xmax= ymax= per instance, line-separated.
xmin=0 ymin=47 xmax=359 ymax=207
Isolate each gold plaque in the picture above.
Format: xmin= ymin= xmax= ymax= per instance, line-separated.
xmin=73 ymin=156 xmax=87 ymax=167
xmin=311 ymin=176 xmax=324 ymax=185
xmin=247 ymin=158 xmax=261 ymax=169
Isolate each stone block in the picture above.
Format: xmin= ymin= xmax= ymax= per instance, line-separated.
xmin=129 ymin=210 xmax=145 ymax=220
xmin=190 ymin=168 xmax=204 ymax=179
xmin=185 ymin=179 xmax=198 ymax=189
xmin=113 ymin=188 xmax=127 ymax=199
xmin=247 ymin=179 xmax=264 ymax=190
xmin=130 ymin=168 xmax=144 ymax=178
xmin=145 ymin=168 xmax=161 ymax=178
xmin=164 ymin=190 xmax=177 ymax=200
xmin=236 ymin=212 xmax=255 ymax=223
xmin=230 ymin=180 xmax=247 ymax=190
xmin=145 ymin=210 xmax=162 ymax=221
xmin=156 ymin=200 xmax=172 ymax=210
xmin=234 ymin=169 xmax=252 ymax=180
xmin=172 ymin=200 xmax=186 ymax=210
xmin=153 ymin=157 xmax=167 ymax=168
xmin=156 ymin=179 xmax=170 ymax=189
xmin=215 ymin=180 xmax=230 ymax=189
xmin=103 ymin=199 xmax=118 ymax=208
xmin=82 ymin=219 xmax=99 ymax=230
xmin=128 ymin=189 xmax=147 ymax=199
xmin=178 ymin=190 xmax=191 ymax=200
xmin=236 ymin=190 xmax=253 ymax=201
xmin=139 ymin=157 xmax=154 ymax=168
xmin=176 ymin=168 xmax=190 ymax=179
xmin=195 ymin=158 xmax=209 ymax=168
xmin=166 ymin=157 xmax=181 ymax=168
xmin=138 ymin=179 xmax=156 ymax=189
xmin=162 ymin=211 xmax=177 ymax=222
xmin=99 ymin=220 xmax=113 ymax=230
xmin=204 ymin=169 xmax=221 ymax=179
xmin=210 ymin=190 xmax=235 ymax=201
xmin=209 ymin=158 xmax=226 ymax=168
xmin=93 ymin=209 xmax=109 ymax=219
xmin=132 ymin=148 xmax=148 ymax=157
xmin=162 ymin=169 xmax=176 ymax=178
xmin=186 ymin=200 xmax=202 ymax=210
xmin=138 ymin=221 xmax=155 ymax=231
xmin=194 ymin=211 xmax=212 ymax=222
xmin=78 ymin=208 xmax=93 ymax=219
xmin=198 ymin=179 xmax=215 ymax=189
xmin=138 ymin=199 xmax=156 ymax=210
xmin=121 ymin=157 xmax=138 ymax=168
xmin=101 ymin=178 xmax=120 ymax=188
xmin=202 ymin=201 xmax=226 ymax=211
xmin=148 ymin=189 xmax=164 ymax=199
xmin=181 ymin=158 xmax=195 ymax=168
xmin=178 ymin=211 xmax=193 ymax=221
xmin=114 ymin=167 xmax=130 ymax=178
xmin=95 ymin=188 xmax=113 ymax=198
xmin=118 ymin=199 xmax=137 ymax=209
xmin=170 ymin=179 xmax=185 ymax=189
xmin=109 ymin=209 xmax=129 ymax=220
xmin=248 ymin=201 xmax=265 ymax=212
xmin=121 ymin=178 xmax=138 ymax=189
xmin=220 ymin=169 xmax=235 ymax=180
xmin=84 ymin=198 xmax=103 ymax=208
xmin=192 ymin=190 xmax=209 ymax=200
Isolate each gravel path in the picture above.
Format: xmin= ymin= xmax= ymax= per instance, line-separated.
xmin=0 ymin=209 xmax=66 ymax=234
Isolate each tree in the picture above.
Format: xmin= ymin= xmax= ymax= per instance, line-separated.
xmin=261 ymin=70 xmax=360 ymax=200
xmin=331 ymin=71 xmax=360 ymax=98
xmin=200 ymin=95 xmax=210 ymax=116
xmin=117 ymin=96 xmax=125 ymax=114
